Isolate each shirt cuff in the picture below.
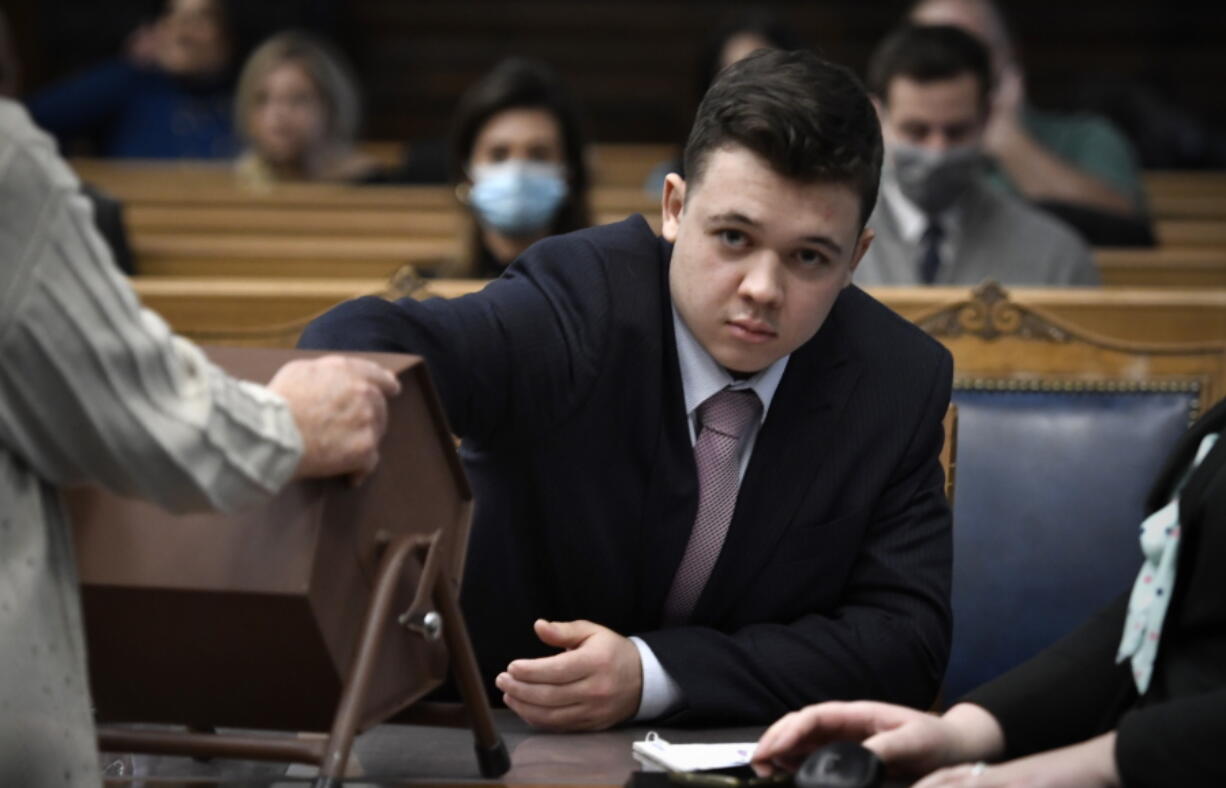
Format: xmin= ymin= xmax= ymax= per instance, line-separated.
xmin=630 ymin=636 xmax=684 ymax=721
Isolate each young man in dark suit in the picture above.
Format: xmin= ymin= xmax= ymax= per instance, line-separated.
xmin=299 ymin=49 xmax=954 ymax=730
xmin=752 ymin=396 xmax=1226 ymax=786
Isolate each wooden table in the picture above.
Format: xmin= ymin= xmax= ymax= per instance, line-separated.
xmin=101 ymin=710 xmax=771 ymax=786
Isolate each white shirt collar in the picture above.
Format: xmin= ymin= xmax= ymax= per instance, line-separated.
xmin=881 ymin=174 xmax=962 ymax=244
xmin=672 ymin=305 xmax=788 ymax=425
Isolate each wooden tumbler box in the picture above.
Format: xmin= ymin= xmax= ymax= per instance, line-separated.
xmin=67 ymin=347 xmax=506 ymax=783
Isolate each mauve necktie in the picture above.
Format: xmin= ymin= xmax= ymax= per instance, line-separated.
xmin=919 ymin=220 xmax=944 ymax=284
xmin=663 ymin=388 xmax=763 ymax=625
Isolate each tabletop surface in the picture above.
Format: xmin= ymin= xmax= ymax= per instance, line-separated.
xmin=101 ymin=709 xmax=769 ymax=787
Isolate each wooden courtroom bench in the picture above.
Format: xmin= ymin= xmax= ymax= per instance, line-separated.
xmin=133 ymin=275 xmax=491 ymax=347
xmin=1155 ymin=218 xmax=1226 ymax=247
xmin=132 ymin=279 xmax=1226 ymax=349
xmin=126 ymin=204 xmax=466 ymax=237
xmin=880 ymin=286 xmax=1226 ymax=344
xmin=127 ymin=241 xmax=1225 ymax=284
xmin=75 ymin=159 xmax=1226 ymax=287
xmin=76 ymin=158 xmax=1225 ymax=218
xmin=1096 ymin=247 xmax=1226 ymax=287
xmin=133 ymin=235 xmax=462 ymax=278
xmin=72 ymin=158 xmax=657 ymax=215
xmin=590 ymin=142 xmax=677 ymax=189
xmin=125 ymin=204 xmax=660 ymax=239
xmin=1144 ymin=170 xmax=1226 ymax=197
xmin=1144 ymin=170 xmax=1226 ymax=220
xmin=352 ymin=141 xmax=678 ymax=189
xmin=74 ymin=158 xmax=661 ymax=276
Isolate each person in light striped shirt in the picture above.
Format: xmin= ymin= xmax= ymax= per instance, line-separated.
xmin=0 ymin=98 xmax=399 ymax=787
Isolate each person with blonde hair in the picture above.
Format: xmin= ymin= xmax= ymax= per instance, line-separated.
xmin=234 ymin=31 xmax=375 ymax=185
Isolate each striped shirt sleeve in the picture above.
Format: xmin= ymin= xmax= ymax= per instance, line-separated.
xmin=0 ymin=101 xmax=301 ymax=513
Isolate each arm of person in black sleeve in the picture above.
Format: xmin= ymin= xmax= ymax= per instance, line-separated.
xmin=639 ymin=348 xmax=954 ymax=724
xmin=1115 ymin=689 xmax=1226 ymax=787
xmin=297 ymin=232 xmax=611 ymax=445
xmin=962 ymin=594 xmax=1137 ymax=760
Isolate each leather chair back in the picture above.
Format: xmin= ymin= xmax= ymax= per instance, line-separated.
xmin=916 ymin=283 xmax=1226 ymax=701
xmin=946 ymin=386 xmax=1192 ymax=698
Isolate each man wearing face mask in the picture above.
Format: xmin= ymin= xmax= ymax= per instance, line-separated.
xmin=855 ymin=24 xmax=1097 ymax=287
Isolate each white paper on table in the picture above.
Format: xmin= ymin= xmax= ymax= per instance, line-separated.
xmin=632 ymin=731 xmax=757 ymax=772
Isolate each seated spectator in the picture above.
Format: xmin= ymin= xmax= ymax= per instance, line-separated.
xmin=26 ymin=0 xmax=238 ymax=158
xmin=449 ymin=57 xmax=590 ymax=277
xmin=233 ymin=31 xmax=376 ymax=186
xmin=0 ymin=9 xmax=134 ymax=271
xmin=910 ymin=0 xmax=1154 ymax=246
xmin=695 ymin=10 xmax=805 ymax=106
xmin=753 ymin=393 xmax=1226 ymax=786
xmin=644 ymin=10 xmax=804 ymax=196
xmin=856 ymin=24 xmax=1097 ymax=286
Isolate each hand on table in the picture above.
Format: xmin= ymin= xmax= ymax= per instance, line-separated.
xmin=497 ymin=619 xmax=642 ymax=732
xmin=753 ymin=701 xmax=958 ymax=777
xmin=753 ymin=701 xmax=1004 ymax=779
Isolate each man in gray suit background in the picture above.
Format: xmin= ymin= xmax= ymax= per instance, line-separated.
xmin=856 ymin=24 xmax=1097 ymax=287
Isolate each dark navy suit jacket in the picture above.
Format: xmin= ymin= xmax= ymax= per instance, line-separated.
xmin=299 ymin=215 xmax=954 ymax=724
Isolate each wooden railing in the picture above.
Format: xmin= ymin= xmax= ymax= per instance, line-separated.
xmin=65 ymin=155 xmax=1226 ymax=289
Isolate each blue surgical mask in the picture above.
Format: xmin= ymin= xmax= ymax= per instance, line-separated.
xmin=468 ymin=160 xmax=568 ymax=237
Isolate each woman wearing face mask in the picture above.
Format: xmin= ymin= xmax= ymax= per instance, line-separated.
xmin=450 ymin=58 xmax=591 ymax=277
xmin=233 ymin=31 xmax=375 ymax=186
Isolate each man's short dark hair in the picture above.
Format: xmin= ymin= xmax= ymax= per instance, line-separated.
xmin=682 ymin=49 xmax=883 ymax=230
xmin=867 ymin=24 xmax=994 ymax=113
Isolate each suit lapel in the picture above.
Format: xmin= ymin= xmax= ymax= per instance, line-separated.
xmin=637 ymin=242 xmax=702 ymax=625
xmin=688 ymin=299 xmax=861 ymax=624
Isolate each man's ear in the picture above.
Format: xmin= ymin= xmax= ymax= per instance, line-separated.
xmin=845 ymin=227 xmax=874 ymax=285
xmin=661 ymin=172 xmax=686 ymax=242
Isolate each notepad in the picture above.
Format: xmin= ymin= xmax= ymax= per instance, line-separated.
xmin=632 ymin=731 xmax=757 ymax=772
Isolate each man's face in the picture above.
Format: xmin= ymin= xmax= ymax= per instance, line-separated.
xmin=878 ymin=73 xmax=985 ymax=153
xmin=662 ymin=145 xmax=873 ymax=375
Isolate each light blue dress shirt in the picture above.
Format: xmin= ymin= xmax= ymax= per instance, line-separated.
xmin=630 ymin=307 xmax=790 ymax=720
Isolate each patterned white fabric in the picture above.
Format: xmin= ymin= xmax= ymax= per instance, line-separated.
xmin=1117 ymin=432 xmax=1220 ymax=694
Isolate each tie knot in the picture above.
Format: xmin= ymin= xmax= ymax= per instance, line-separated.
xmin=922 ymin=221 xmax=944 ymax=243
xmin=698 ymin=389 xmax=762 ymax=439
